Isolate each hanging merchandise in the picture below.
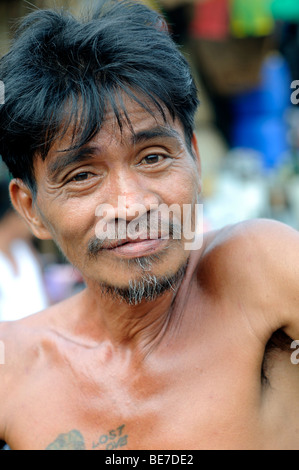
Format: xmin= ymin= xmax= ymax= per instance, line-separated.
xmin=279 ymin=23 xmax=299 ymax=81
xmin=271 ymin=0 xmax=299 ymax=22
xmin=231 ymin=54 xmax=291 ymax=169
xmin=191 ymin=35 xmax=272 ymax=95
xmin=189 ymin=0 xmax=230 ymax=41
xmin=230 ymin=0 xmax=275 ymax=38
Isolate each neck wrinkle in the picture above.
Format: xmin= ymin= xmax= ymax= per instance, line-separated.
xmin=78 ymin=252 xmax=203 ymax=359
xmin=82 ymin=265 xmax=192 ymax=359
xmin=86 ymin=287 xmax=177 ymax=357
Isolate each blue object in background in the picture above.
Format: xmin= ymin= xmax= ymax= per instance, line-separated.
xmin=231 ymin=53 xmax=291 ymax=169
xmin=232 ymin=115 xmax=288 ymax=168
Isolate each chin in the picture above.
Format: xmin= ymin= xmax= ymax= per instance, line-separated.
xmin=83 ymin=239 xmax=189 ymax=294
xmin=97 ymin=258 xmax=189 ymax=306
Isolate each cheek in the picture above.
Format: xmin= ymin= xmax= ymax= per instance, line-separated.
xmin=159 ymin=171 xmax=200 ymax=238
xmin=40 ymin=198 xmax=97 ymax=252
xmin=166 ymin=168 xmax=200 ymax=206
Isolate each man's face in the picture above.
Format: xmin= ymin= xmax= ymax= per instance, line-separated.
xmin=33 ymin=97 xmax=201 ymax=298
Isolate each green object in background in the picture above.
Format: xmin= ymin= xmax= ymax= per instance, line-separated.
xmin=0 ymin=162 xmax=10 ymax=183
xmin=230 ymin=0 xmax=275 ymax=37
xmin=271 ymin=0 xmax=299 ymax=21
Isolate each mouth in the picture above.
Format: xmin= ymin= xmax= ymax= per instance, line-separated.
xmin=104 ymin=236 xmax=170 ymax=258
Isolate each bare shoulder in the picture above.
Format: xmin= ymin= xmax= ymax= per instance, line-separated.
xmin=201 ymin=218 xmax=298 ymax=279
xmin=0 ymin=307 xmax=57 ymax=380
xmin=0 ymin=291 xmax=84 ymax=392
xmin=0 ymin=319 xmax=40 ymax=438
xmin=204 ymin=217 xmax=297 ymax=252
xmin=0 ymin=294 xmax=82 ymax=442
xmin=200 ymin=219 xmax=299 ymax=340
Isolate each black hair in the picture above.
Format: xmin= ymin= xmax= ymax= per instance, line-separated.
xmin=0 ymin=181 xmax=12 ymax=220
xmin=0 ymin=0 xmax=199 ymax=194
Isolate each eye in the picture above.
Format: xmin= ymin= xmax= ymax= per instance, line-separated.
xmin=141 ymin=154 xmax=167 ymax=165
xmin=70 ymin=172 xmax=91 ymax=182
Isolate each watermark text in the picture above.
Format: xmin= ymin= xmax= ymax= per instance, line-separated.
xmin=291 ymin=340 xmax=299 ymax=365
xmin=291 ymin=80 xmax=299 ymax=105
xmin=94 ymin=198 xmax=203 ymax=251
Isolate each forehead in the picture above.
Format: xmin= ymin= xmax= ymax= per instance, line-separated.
xmin=48 ymin=93 xmax=185 ymax=156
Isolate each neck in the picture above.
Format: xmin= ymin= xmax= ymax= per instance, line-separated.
xmin=80 ymin=259 xmax=194 ymax=356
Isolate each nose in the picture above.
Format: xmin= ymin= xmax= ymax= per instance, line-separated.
xmin=101 ymin=171 xmax=161 ymax=223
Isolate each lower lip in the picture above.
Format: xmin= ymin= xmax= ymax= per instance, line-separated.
xmin=107 ymin=239 xmax=169 ymax=258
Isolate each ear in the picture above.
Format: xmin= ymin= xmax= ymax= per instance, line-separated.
xmin=9 ymin=179 xmax=53 ymax=240
xmin=190 ymin=133 xmax=202 ymax=192
xmin=191 ymin=133 xmax=201 ymax=171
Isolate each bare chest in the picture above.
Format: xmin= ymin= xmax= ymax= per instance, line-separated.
xmin=5 ymin=323 xmax=299 ymax=450
xmin=5 ymin=347 xmax=270 ymax=450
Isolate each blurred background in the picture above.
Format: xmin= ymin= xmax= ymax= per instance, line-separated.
xmin=1 ymin=0 xmax=299 ymax=321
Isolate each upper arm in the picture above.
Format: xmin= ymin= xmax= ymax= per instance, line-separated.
xmin=261 ymin=220 xmax=299 ymax=341
xmin=236 ymin=219 xmax=299 ymax=341
xmin=205 ymin=219 xmax=299 ymax=344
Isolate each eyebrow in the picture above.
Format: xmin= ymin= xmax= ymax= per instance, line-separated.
xmin=131 ymin=126 xmax=183 ymax=146
xmin=48 ymin=146 xmax=99 ymax=179
xmin=48 ymin=126 xmax=183 ymax=179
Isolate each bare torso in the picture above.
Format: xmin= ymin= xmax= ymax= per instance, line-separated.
xmin=1 ymin=222 xmax=299 ymax=450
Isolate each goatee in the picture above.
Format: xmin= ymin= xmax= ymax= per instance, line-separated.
xmin=99 ymin=260 xmax=188 ymax=305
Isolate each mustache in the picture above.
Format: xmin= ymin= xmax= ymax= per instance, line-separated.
xmin=88 ymin=214 xmax=182 ymax=258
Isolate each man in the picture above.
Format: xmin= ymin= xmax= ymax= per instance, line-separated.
xmin=0 ymin=0 xmax=299 ymax=451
